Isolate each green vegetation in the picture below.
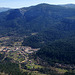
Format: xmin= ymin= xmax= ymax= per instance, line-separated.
xmin=56 ymin=68 xmax=68 ymax=73
xmin=26 ymin=63 xmax=43 ymax=69
xmin=0 ymin=61 xmax=28 ymax=75
xmin=36 ymin=40 xmax=75 ymax=64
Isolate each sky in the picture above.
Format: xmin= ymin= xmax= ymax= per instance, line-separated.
xmin=0 ymin=0 xmax=75 ymax=8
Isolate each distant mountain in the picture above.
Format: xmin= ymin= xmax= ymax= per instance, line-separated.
xmin=60 ymin=4 xmax=75 ymax=8
xmin=0 ymin=7 xmax=10 ymax=12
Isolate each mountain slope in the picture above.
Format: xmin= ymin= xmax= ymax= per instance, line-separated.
xmin=0 ymin=4 xmax=75 ymax=44
xmin=0 ymin=4 xmax=75 ymax=36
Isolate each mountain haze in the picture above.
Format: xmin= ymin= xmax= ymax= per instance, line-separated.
xmin=0 ymin=7 xmax=10 ymax=12
xmin=61 ymin=4 xmax=75 ymax=8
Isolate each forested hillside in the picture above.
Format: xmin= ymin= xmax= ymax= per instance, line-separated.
xmin=36 ymin=39 xmax=75 ymax=64
xmin=0 ymin=4 xmax=75 ymax=37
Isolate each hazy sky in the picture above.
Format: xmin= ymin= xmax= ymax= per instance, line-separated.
xmin=0 ymin=0 xmax=75 ymax=8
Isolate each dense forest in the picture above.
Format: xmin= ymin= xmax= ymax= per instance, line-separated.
xmin=36 ymin=39 xmax=75 ymax=64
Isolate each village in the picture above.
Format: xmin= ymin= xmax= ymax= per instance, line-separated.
xmin=0 ymin=46 xmax=40 ymax=54
xmin=0 ymin=46 xmax=40 ymax=64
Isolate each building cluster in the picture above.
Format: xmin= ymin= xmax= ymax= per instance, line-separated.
xmin=0 ymin=46 xmax=40 ymax=54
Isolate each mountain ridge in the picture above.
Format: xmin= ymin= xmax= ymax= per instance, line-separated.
xmin=60 ymin=3 xmax=75 ymax=8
